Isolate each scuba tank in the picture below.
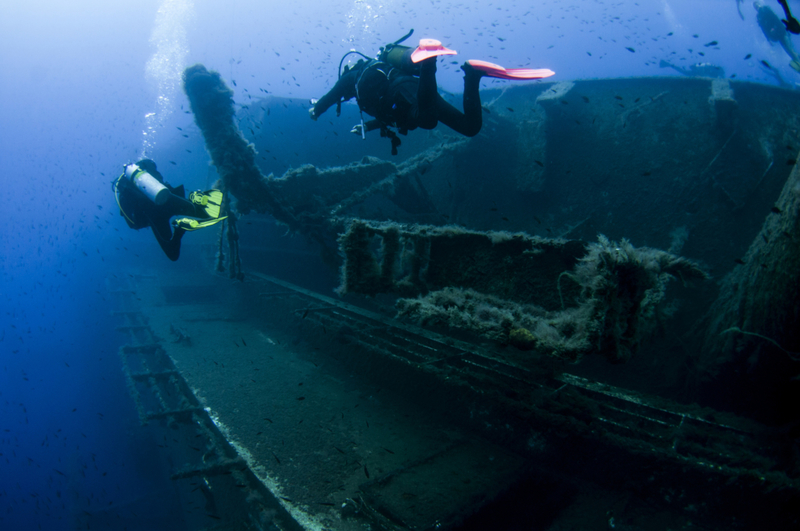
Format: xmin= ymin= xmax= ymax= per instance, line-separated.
xmin=336 ymin=29 xmax=417 ymax=79
xmin=378 ymin=29 xmax=419 ymax=76
xmin=378 ymin=44 xmax=418 ymax=75
xmin=123 ymin=163 xmax=169 ymax=205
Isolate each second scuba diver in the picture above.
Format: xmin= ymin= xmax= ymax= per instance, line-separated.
xmin=308 ymin=32 xmax=554 ymax=155
xmin=112 ymin=159 xmax=226 ymax=261
xmin=778 ymin=0 xmax=800 ymax=34
xmin=755 ymin=1 xmax=800 ymax=72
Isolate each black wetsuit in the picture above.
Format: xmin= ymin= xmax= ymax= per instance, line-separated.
xmin=779 ymin=0 xmax=800 ymax=34
xmin=116 ymin=159 xmax=207 ymax=261
xmin=312 ymin=58 xmax=484 ymax=153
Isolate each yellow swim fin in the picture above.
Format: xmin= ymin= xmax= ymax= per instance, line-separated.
xmin=172 ymin=216 xmax=227 ymax=232
xmin=189 ymin=189 xmax=224 ymax=218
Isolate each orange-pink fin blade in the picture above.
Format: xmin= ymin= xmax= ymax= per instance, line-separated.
xmin=468 ymin=59 xmax=555 ymax=80
xmin=411 ymin=38 xmax=458 ymax=63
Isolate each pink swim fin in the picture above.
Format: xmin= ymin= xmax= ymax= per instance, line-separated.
xmin=411 ymin=39 xmax=458 ymax=63
xmin=467 ymin=59 xmax=555 ymax=80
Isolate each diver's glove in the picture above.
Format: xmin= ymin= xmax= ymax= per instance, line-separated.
xmin=308 ymin=99 xmax=318 ymax=121
xmin=350 ymin=124 xmax=363 ymax=136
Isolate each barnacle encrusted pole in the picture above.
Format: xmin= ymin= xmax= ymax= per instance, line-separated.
xmin=698 ymin=153 xmax=800 ymax=397
xmin=182 ymin=64 xmax=299 ymax=277
xmin=183 ymin=64 xmax=289 ymax=218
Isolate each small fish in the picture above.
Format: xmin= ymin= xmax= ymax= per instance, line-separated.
xmin=744 ymin=53 xmax=752 ymax=60
xmin=734 ymin=258 xmax=745 ymax=265
xmin=169 ymin=161 xmax=176 ymax=165
xmin=582 ymin=95 xmax=590 ymax=103
xmin=364 ymin=464 xmax=370 ymax=478
xmin=302 ymin=309 xmax=309 ymax=319
xmin=762 ymin=60 xmax=772 ymax=69
xmin=614 ymin=95 xmax=623 ymax=100
xmin=534 ymin=160 xmax=544 ymax=167
xmin=272 ymin=452 xmax=281 ymax=464
xmin=334 ymin=446 xmax=345 ymax=454
xmin=704 ymin=41 xmax=718 ymax=47
xmin=642 ymin=171 xmax=652 ymax=176
xmin=771 ymin=206 xmax=782 ymax=213
xmin=207 ymin=514 xmax=222 ymax=520
xmin=507 ymin=107 xmax=515 ymax=112
xmin=232 ymin=80 xmax=237 ymax=86
xmin=382 ymin=447 xmax=395 ymax=454
xmin=241 ymin=337 xmax=247 ymax=346
xmin=263 ymin=417 xmax=273 ymax=423
xmin=297 ymin=396 xmax=305 ymax=401
xmin=625 ymin=47 xmax=635 ymax=53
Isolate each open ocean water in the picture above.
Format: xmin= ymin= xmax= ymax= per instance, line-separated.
xmin=2 ymin=1 xmax=799 ymax=529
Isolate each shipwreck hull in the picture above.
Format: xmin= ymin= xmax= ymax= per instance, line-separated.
xmin=112 ymin=72 xmax=800 ymax=529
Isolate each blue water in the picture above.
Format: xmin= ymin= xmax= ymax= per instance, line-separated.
xmin=2 ymin=0 xmax=799 ymax=529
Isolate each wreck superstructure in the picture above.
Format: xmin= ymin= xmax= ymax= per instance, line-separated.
xmin=109 ymin=66 xmax=800 ymax=529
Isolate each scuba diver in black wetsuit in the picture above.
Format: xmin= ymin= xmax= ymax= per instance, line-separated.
xmin=755 ymin=1 xmax=800 ymax=71
xmin=308 ymin=31 xmax=554 ymax=155
xmin=778 ymin=0 xmax=800 ymax=34
xmin=112 ymin=159 xmax=226 ymax=261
